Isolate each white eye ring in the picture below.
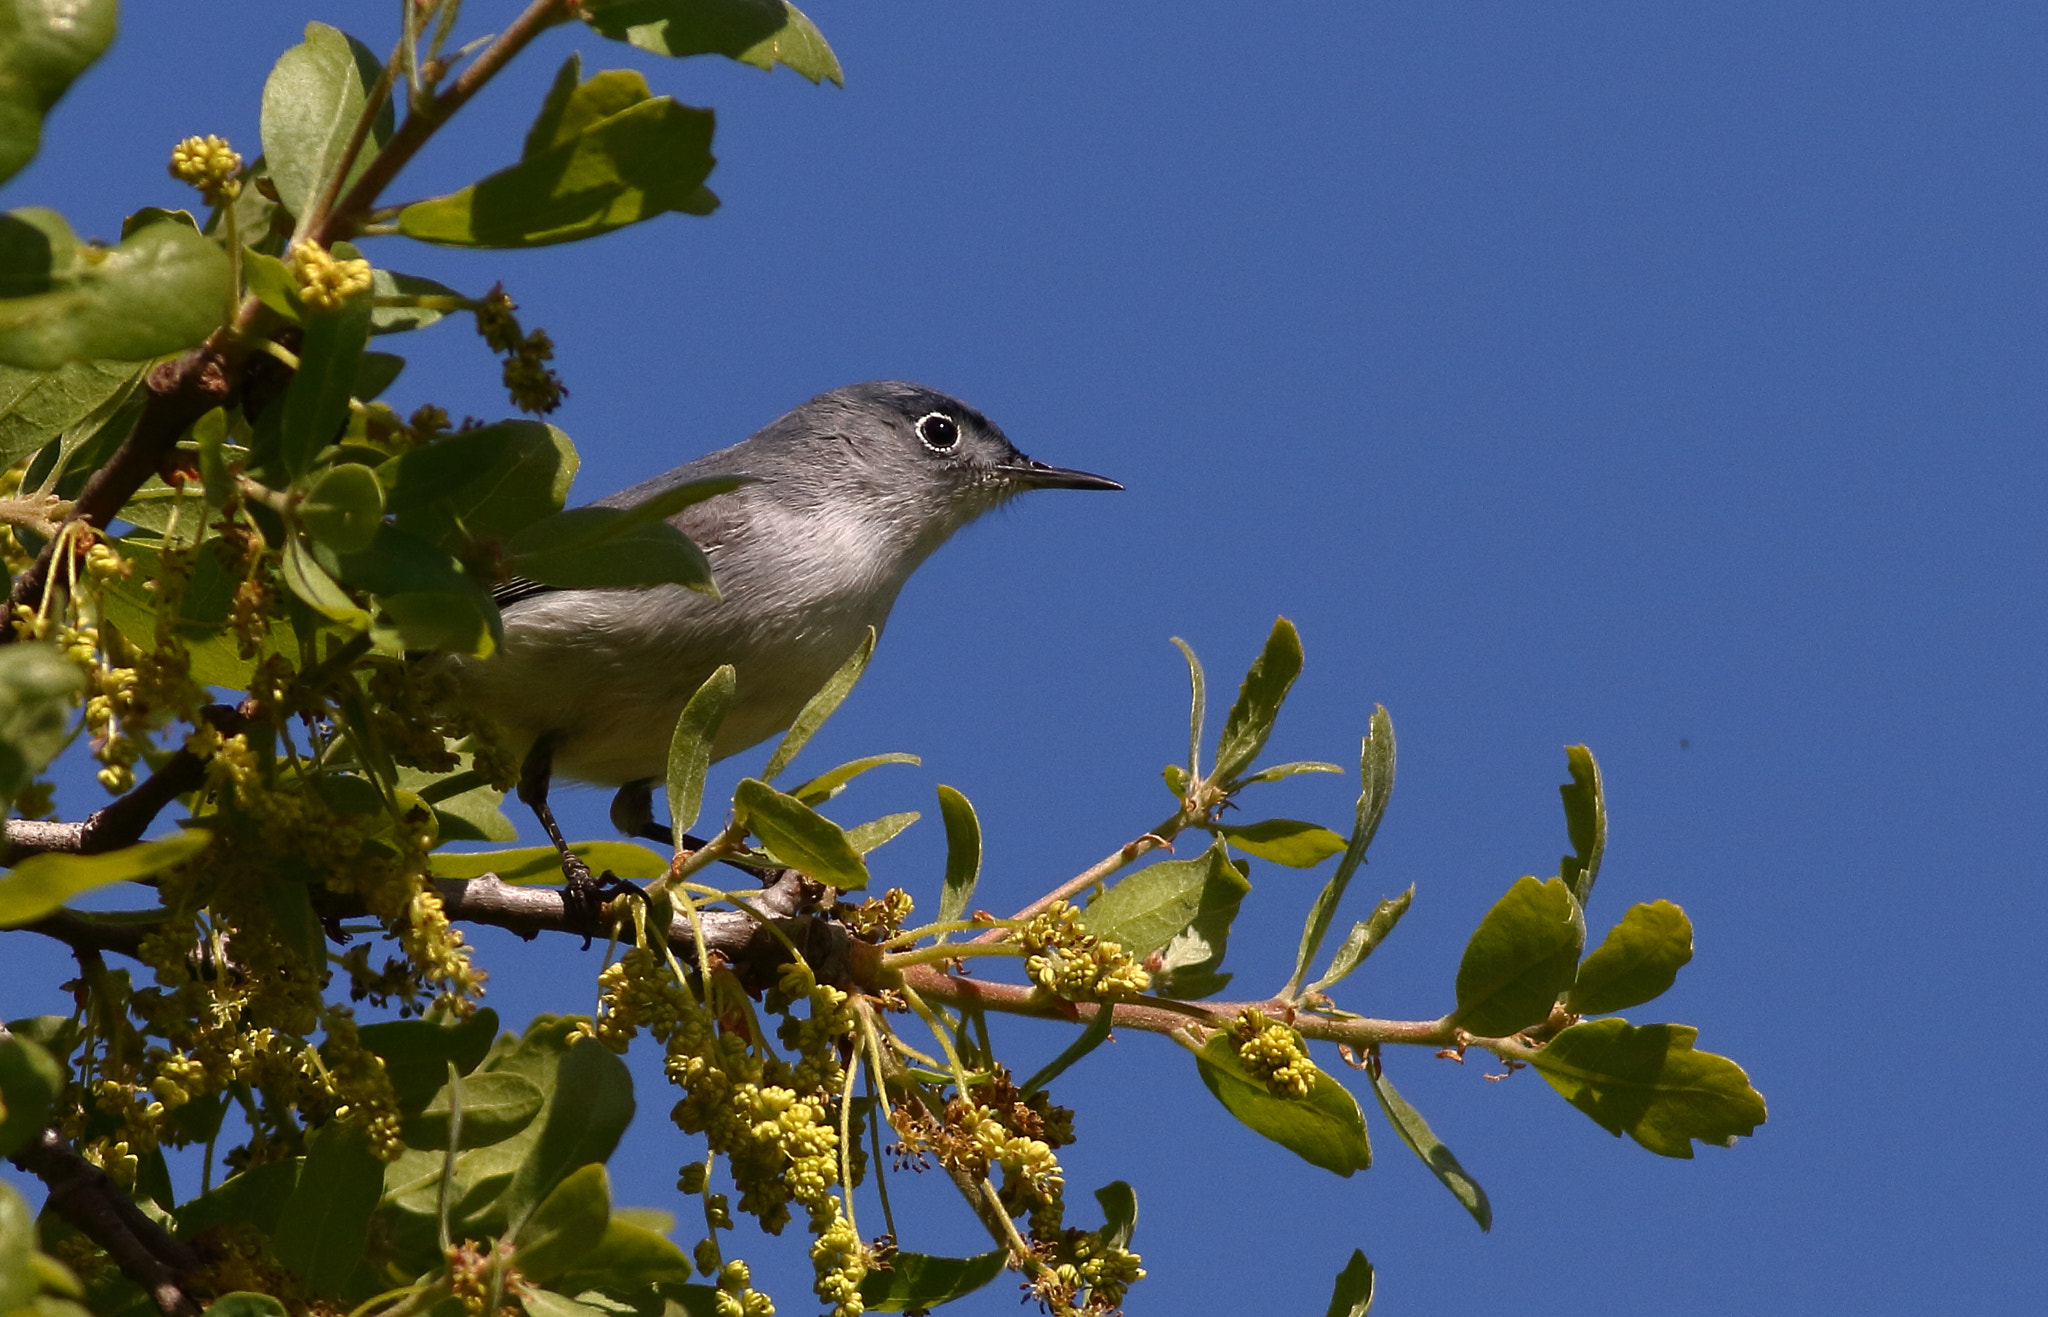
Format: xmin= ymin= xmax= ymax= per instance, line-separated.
xmin=916 ymin=412 xmax=961 ymax=452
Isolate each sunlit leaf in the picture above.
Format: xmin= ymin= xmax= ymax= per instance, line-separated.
xmin=790 ymin=752 xmax=919 ymax=806
xmin=1288 ymin=706 xmax=1394 ymax=997
xmin=1085 ymin=838 xmax=1247 ymax=961
xmin=842 ymin=810 xmax=917 ymax=855
xmin=1531 ymin=1019 xmax=1768 ymax=1158
xmin=733 ymin=778 xmax=869 ymax=890
xmin=1194 ymin=1034 xmax=1370 ymax=1176
xmin=1367 ymin=1067 xmax=1490 ymax=1230
xmin=760 ymin=627 xmax=874 ymax=782
xmin=259 ymin=22 xmax=393 ymax=219
xmin=585 ymin=0 xmax=844 ymax=85
xmin=1559 ymin=744 xmax=1606 ymax=909
xmin=0 ymin=0 xmax=117 ymax=183
xmin=1304 ymin=885 xmax=1412 ymax=995
xmin=0 ymin=357 xmax=141 ymax=468
xmin=0 ymin=209 xmax=230 ymax=369
xmin=1211 ymin=616 xmax=1302 ymax=784
xmin=428 ymin=843 xmax=667 ymax=885
xmin=934 ymin=784 xmax=979 ymax=937
xmin=0 ymin=831 xmax=211 ymax=928
xmin=1569 ymin=899 xmax=1693 ymax=1015
xmin=666 ymin=665 xmax=734 ymax=837
xmin=297 ymin=462 xmax=384 ymax=552
xmin=402 ymin=1071 xmax=543 ymax=1150
xmin=1215 ymin=818 xmax=1346 ymax=868
xmin=1322 ymin=1250 xmax=1374 ymax=1317
xmin=1452 ymin=875 xmax=1584 ymax=1038
xmin=1169 ymin=635 xmax=1204 ymax=777
xmin=513 ymin=1163 xmax=612 ymax=1284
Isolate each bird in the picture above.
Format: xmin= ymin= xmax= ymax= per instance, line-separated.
xmin=449 ymin=380 xmax=1120 ymax=893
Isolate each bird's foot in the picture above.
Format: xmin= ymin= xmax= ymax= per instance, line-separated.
xmin=560 ymin=856 xmax=645 ymax=949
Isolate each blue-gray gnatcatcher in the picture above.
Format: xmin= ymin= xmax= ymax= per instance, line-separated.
xmin=451 ymin=380 xmax=1119 ymax=885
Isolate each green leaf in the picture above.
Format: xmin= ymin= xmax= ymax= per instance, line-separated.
xmin=1322 ymin=1250 xmax=1374 ymax=1317
xmin=1569 ymin=899 xmax=1693 ymax=1015
xmin=732 ymin=778 xmax=869 ymax=890
xmin=0 ymin=831 xmax=211 ymax=928
xmin=933 ymin=784 xmax=979 ymax=936
xmin=1288 ymin=706 xmax=1395 ymax=997
xmin=202 ymin=1295 xmax=289 ymax=1317
xmin=789 ymin=752 xmax=919 ymax=806
xmin=499 ymin=1036 xmax=634 ymax=1231
xmin=278 ymin=283 xmax=372 ymax=476
xmin=1452 ymin=875 xmax=1585 ymax=1038
xmin=258 ymin=22 xmax=393 ymax=219
xmin=666 ymin=665 xmax=734 ymax=837
xmin=504 ymin=513 xmax=711 ymax=593
xmin=173 ymin=1161 xmax=300 ymax=1242
xmin=843 ymin=810 xmax=917 ymax=855
xmin=1236 ymin=759 xmax=1343 ymax=787
xmin=351 ymin=350 xmax=404 ymax=401
xmin=513 ymin=1163 xmax=612 ymax=1284
xmin=194 ymin=406 xmax=233 ymax=507
xmin=761 ymin=627 xmax=873 ymax=782
xmin=1531 ymin=1019 xmax=1768 ymax=1158
xmin=0 ymin=1031 xmax=60 ymax=1158
xmin=381 ymin=419 xmax=578 ymax=544
xmin=281 ymin=534 xmax=368 ymax=626
xmin=429 ymin=843 xmax=667 ymax=885
xmin=368 ymin=269 xmax=461 ymax=335
xmin=403 ymin=1071 xmax=543 ymax=1150
xmin=273 ymin=1123 xmax=384 ymax=1297
xmin=1168 ymin=636 xmax=1205 ymax=776
xmin=0 ymin=209 xmax=231 ymax=369
xmin=1211 ymin=616 xmax=1302 ymax=784
xmin=0 ymin=641 xmax=82 ymax=809
xmin=585 ymin=0 xmax=844 ymax=85
xmin=356 ymin=1008 xmax=500 ymax=1113
xmin=0 ymin=0 xmax=117 ymax=184
xmin=241 ymin=250 xmax=301 ymax=322
xmin=1193 ymin=1034 xmax=1370 ymax=1177
xmin=405 ymin=767 xmax=517 ymax=843
xmin=544 ymin=1215 xmax=697 ymax=1293
xmin=1018 ymin=1005 xmax=1112 ymax=1097
xmin=397 ymin=77 xmax=717 ymax=248
xmin=857 ymin=1249 xmax=1007 ymax=1312
xmin=1093 ymin=1180 xmax=1137 ymax=1251
xmin=1304 ymin=885 xmax=1412 ymax=995
xmin=297 ymin=462 xmax=384 ymax=552
xmin=321 ymin=523 xmax=499 ymax=656
xmin=0 ymin=357 xmax=141 ymax=468
xmin=1559 ymin=744 xmax=1607 ymax=909
xmin=1215 ymin=818 xmax=1346 ymax=868
xmin=1085 ymin=838 xmax=1247 ymax=960
xmin=1148 ymin=848 xmax=1253 ymax=1001
xmin=1366 ymin=1067 xmax=1491 ymax=1231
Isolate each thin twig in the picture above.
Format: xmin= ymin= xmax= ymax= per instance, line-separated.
xmin=8 ymin=1127 xmax=202 ymax=1317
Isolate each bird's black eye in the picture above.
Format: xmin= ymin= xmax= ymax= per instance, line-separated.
xmin=916 ymin=412 xmax=960 ymax=452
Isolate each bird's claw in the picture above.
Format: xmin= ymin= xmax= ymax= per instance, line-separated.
xmin=560 ymin=861 xmax=646 ymax=949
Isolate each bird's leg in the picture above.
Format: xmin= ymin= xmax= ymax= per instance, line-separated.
xmin=608 ymin=779 xmax=784 ymax=882
xmin=519 ymin=736 xmax=639 ymax=946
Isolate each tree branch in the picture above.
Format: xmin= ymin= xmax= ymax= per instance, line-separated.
xmin=8 ymin=1127 xmax=202 ymax=1317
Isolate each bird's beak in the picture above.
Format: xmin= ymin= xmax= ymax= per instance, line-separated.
xmin=1003 ymin=458 xmax=1123 ymax=491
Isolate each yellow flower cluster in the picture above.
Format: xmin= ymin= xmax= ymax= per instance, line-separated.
xmin=290 ymin=241 xmax=373 ymax=309
xmin=1021 ymin=901 xmax=1151 ymax=1002
xmin=841 ymin=887 xmax=914 ymax=940
xmin=712 ymin=1260 xmax=775 ymax=1317
xmin=168 ymin=134 xmax=242 ymax=201
xmin=1233 ymin=1007 xmax=1315 ymax=1099
xmin=446 ymin=1239 xmax=520 ymax=1317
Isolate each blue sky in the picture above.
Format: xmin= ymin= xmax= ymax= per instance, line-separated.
xmin=6 ymin=3 xmax=2045 ymax=1312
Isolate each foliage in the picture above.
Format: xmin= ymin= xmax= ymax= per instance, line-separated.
xmin=0 ymin=4 xmax=1765 ymax=1316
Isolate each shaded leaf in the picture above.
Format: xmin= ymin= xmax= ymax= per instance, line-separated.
xmin=586 ymin=0 xmax=844 ymax=85
xmin=0 ymin=357 xmax=141 ymax=468
xmin=1366 ymin=1067 xmax=1490 ymax=1231
xmin=1211 ymin=616 xmax=1302 ymax=784
xmin=1288 ymin=706 xmax=1395 ymax=997
xmin=857 ymin=1250 xmax=1006 ymax=1312
xmin=499 ymin=1036 xmax=635 ymax=1231
xmin=761 ymin=628 xmax=873 ymax=782
xmin=1148 ymin=848 xmax=1253 ymax=1000
xmin=1559 ymin=744 xmax=1606 ymax=909
xmin=504 ymin=512 xmax=710 ymax=593
xmin=0 ymin=641 xmax=81 ymax=808
xmin=369 ymin=269 xmax=461 ymax=335
xmin=934 ymin=784 xmax=979 ymax=937
xmin=203 ymin=1296 xmax=288 ymax=1317
xmin=1093 ymin=1181 xmax=1137 ymax=1252
xmin=278 ymin=281 xmax=372 ymax=477
xmin=1194 ymin=1034 xmax=1370 ymax=1177
xmin=273 ymin=1123 xmax=383 ymax=1297
xmin=1085 ymin=838 xmax=1246 ymax=960
xmin=429 ymin=843 xmax=666 ymax=885
xmin=513 ymin=1163 xmax=612 ymax=1284
xmin=545 ymin=1216 xmax=697 ymax=1293
xmin=1018 ymin=1005 xmax=1112 ymax=1097
xmin=0 ymin=0 xmax=118 ymax=183
xmin=321 ymin=523 xmax=499 ymax=656
xmin=666 ymin=665 xmax=734 ymax=837
xmin=381 ymin=419 xmax=577 ymax=544
xmin=1304 ymin=885 xmax=1412 ymax=995
xmin=0 ymin=1032 xmax=60 ymax=1158
xmin=173 ymin=1162 xmax=300 ymax=1243
xmin=258 ymin=22 xmax=393 ymax=219
xmin=790 ymin=752 xmax=919 ymax=806
xmin=1452 ymin=876 xmax=1585 ymax=1038
xmin=733 ymin=778 xmax=868 ymax=890
xmin=0 ymin=209 xmax=230 ymax=369
xmin=1322 ymin=1250 xmax=1374 ymax=1317
xmin=356 ymin=1008 xmax=500 ymax=1113
xmin=1531 ymin=1019 xmax=1767 ymax=1158
xmin=0 ymin=831 xmax=211 ymax=927
xmin=281 ymin=534 xmax=367 ymax=627
xmin=297 ymin=462 xmax=384 ymax=552
xmin=1215 ymin=818 xmax=1346 ymax=868
xmin=1569 ymin=899 xmax=1694 ymax=1015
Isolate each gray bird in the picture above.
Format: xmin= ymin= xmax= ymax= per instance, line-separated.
xmin=452 ymin=380 xmax=1119 ymax=871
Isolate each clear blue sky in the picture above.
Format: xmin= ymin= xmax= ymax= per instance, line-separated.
xmin=7 ymin=3 xmax=2044 ymax=1312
